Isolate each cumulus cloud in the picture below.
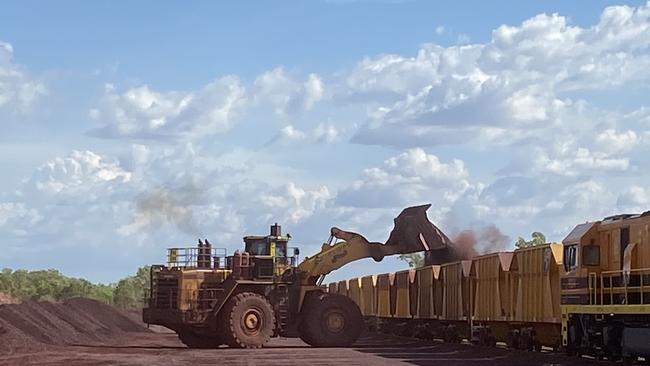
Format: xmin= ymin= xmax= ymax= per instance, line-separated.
xmin=89 ymin=77 xmax=246 ymax=139
xmin=535 ymin=146 xmax=629 ymax=176
xmin=23 ymin=150 xmax=131 ymax=197
xmin=0 ymin=202 xmax=41 ymax=236
xmin=596 ymin=129 xmax=638 ymax=153
xmin=0 ymin=41 xmax=47 ymax=114
xmin=337 ymin=148 xmax=471 ymax=209
xmin=617 ymin=186 xmax=650 ymax=211
xmin=347 ymin=2 xmax=650 ymax=151
xmin=266 ymin=123 xmax=339 ymax=145
xmin=252 ymin=68 xmax=324 ymax=116
xmin=90 ymin=68 xmax=327 ymax=140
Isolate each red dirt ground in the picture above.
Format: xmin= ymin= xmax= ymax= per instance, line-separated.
xmin=0 ymin=299 xmax=620 ymax=366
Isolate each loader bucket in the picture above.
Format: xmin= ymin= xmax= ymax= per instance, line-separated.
xmin=385 ymin=204 xmax=452 ymax=254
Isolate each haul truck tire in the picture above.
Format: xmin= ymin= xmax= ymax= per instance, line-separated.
xmin=299 ymin=293 xmax=363 ymax=347
xmin=219 ymin=292 xmax=276 ymax=348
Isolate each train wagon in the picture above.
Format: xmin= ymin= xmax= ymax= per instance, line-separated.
xmin=510 ymin=242 xmax=563 ymax=350
xmin=337 ymin=280 xmax=348 ymax=297
xmin=347 ymin=277 xmax=363 ymax=310
xmin=415 ymin=265 xmax=440 ymax=320
xmin=392 ymin=269 xmax=416 ymax=319
xmin=376 ymin=273 xmax=393 ymax=318
xmin=359 ymin=275 xmax=377 ymax=317
xmin=470 ymin=252 xmax=515 ymax=346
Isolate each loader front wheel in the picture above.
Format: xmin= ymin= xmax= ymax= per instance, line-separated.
xmin=219 ymin=292 xmax=275 ymax=348
xmin=299 ymin=293 xmax=363 ymax=347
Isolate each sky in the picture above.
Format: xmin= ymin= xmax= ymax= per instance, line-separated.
xmin=1 ymin=0 xmax=649 ymax=284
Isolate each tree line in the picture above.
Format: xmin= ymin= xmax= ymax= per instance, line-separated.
xmin=0 ymin=266 xmax=150 ymax=308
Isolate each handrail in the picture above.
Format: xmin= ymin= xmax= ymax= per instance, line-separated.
xmin=167 ymin=247 xmax=227 ymax=268
xmin=589 ymin=267 xmax=650 ymax=305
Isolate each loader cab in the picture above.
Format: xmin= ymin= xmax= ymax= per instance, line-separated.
xmin=239 ymin=223 xmax=299 ymax=279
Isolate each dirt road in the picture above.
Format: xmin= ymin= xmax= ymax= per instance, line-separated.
xmin=0 ymin=331 xmax=610 ymax=366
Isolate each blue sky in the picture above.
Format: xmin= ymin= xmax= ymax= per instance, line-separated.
xmin=1 ymin=0 xmax=649 ymax=283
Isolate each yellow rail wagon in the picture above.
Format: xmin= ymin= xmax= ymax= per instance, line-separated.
xmin=376 ymin=273 xmax=393 ymax=318
xmin=327 ymin=282 xmax=337 ymax=294
xmin=347 ymin=278 xmax=363 ymax=311
xmin=359 ymin=275 xmax=377 ymax=317
xmin=337 ymin=280 xmax=348 ymax=297
xmin=415 ymin=265 xmax=440 ymax=320
xmin=510 ymin=243 xmax=563 ymax=350
xmin=470 ymin=252 xmax=515 ymax=346
xmin=392 ymin=269 xmax=416 ymax=319
xmin=561 ymin=212 xmax=650 ymax=361
xmin=438 ymin=260 xmax=472 ymax=341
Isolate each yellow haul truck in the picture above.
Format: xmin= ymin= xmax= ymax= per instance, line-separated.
xmin=143 ymin=204 xmax=453 ymax=348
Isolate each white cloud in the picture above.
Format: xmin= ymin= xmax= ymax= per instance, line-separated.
xmin=267 ymin=123 xmax=340 ymax=145
xmin=0 ymin=41 xmax=47 ymax=114
xmin=313 ymin=123 xmax=339 ymax=143
xmin=435 ymin=25 xmax=445 ymax=35
xmin=617 ymin=186 xmax=650 ymax=211
xmin=338 ymin=148 xmax=471 ymax=208
xmin=535 ymin=146 xmax=629 ymax=176
xmin=347 ymin=2 xmax=650 ymax=149
xmin=0 ymin=202 xmax=41 ymax=236
xmin=260 ymin=182 xmax=332 ymax=223
xmin=252 ymin=68 xmax=324 ymax=116
xmin=596 ymin=129 xmax=638 ymax=153
xmin=90 ymin=77 xmax=246 ymax=139
xmin=24 ymin=150 xmax=131 ymax=197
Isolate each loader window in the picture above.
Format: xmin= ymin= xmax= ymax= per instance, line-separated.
xmin=564 ymin=244 xmax=578 ymax=271
xmin=247 ymin=240 xmax=269 ymax=256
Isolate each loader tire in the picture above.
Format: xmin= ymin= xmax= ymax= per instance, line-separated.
xmin=299 ymin=293 xmax=363 ymax=347
xmin=219 ymin=292 xmax=275 ymax=348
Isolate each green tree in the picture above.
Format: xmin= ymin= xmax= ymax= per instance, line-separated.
xmin=112 ymin=266 xmax=151 ymax=309
xmin=398 ymin=253 xmax=425 ymax=268
xmin=0 ymin=267 xmax=116 ymax=303
xmin=515 ymin=232 xmax=547 ymax=249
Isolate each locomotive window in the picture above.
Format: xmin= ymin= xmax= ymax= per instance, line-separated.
xmin=564 ymin=245 xmax=578 ymax=271
xmin=583 ymin=245 xmax=600 ymax=266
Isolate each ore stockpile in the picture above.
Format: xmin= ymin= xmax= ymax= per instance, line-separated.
xmin=0 ymin=298 xmax=149 ymax=355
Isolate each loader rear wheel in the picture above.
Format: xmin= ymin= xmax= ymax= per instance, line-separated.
xmin=299 ymin=293 xmax=363 ymax=347
xmin=219 ymin=292 xmax=275 ymax=349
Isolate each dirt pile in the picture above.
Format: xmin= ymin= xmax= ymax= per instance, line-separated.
xmin=0 ymin=298 xmax=149 ymax=355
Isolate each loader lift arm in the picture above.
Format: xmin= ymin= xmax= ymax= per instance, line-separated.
xmin=295 ymin=204 xmax=452 ymax=285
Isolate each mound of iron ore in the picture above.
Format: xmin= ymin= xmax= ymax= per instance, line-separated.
xmin=0 ymin=298 xmax=148 ymax=355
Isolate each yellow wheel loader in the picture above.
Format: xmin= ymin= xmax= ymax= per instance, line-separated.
xmin=143 ymin=204 xmax=453 ymax=348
